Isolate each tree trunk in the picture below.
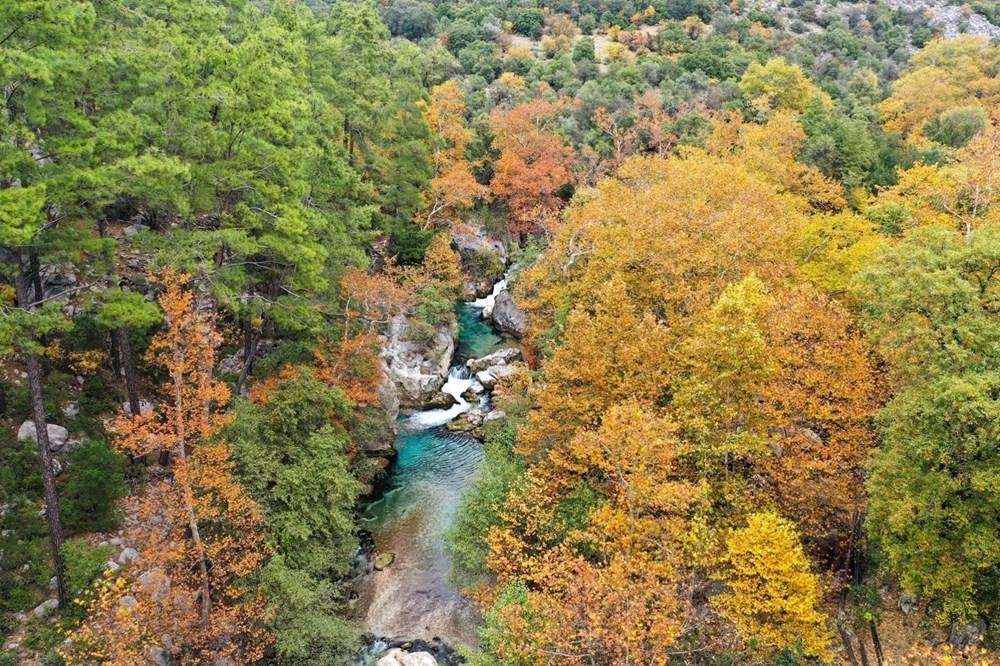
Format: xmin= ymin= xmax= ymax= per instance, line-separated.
xmin=837 ymin=620 xmax=861 ymax=666
xmin=233 ymin=319 xmax=259 ymax=398
xmin=108 ymin=328 xmax=122 ymax=385
xmin=14 ymin=266 xmax=68 ymax=609
xmin=870 ymin=621 xmax=884 ymax=666
xmin=171 ymin=363 xmax=212 ymax=630
xmin=29 ymin=248 xmax=44 ymax=304
xmin=114 ymin=328 xmax=141 ymax=417
xmin=855 ymin=626 xmax=872 ymax=666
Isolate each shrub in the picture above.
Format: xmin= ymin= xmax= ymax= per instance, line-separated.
xmin=60 ymin=440 xmax=126 ymax=534
xmin=58 ymin=540 xmax=113 ymax=623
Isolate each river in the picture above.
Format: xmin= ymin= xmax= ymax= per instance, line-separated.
xmin=353 ymin=296 xmax=505 ymax=652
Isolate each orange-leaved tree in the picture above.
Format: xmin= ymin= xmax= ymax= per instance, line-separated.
xmin=65 ymin=272 xmax=270 ymax=665
xmin=489 ymin=98 xmax=577 ymax=232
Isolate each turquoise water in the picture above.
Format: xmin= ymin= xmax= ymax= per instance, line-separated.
xmin=356 ymin=303 xmax=503 ymax=646
xmin=456 ymin=303 xmax=503 ymax=362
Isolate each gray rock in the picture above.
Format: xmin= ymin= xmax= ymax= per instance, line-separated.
xmin=426 ymin=392 xmax=458 ymax=409
xmin=490 ymin=288 xmax=528 ymax=337
xmin=466 ymin=347 xmax=521 ymax=372
xmin=118 ymin=595 xmax=138 ymax=609
xmin=122 ymin=400 xmax=154 ymax=415
xmin=377 ymin=648 xmax=438 ymax=666
xmin=118 ymin=547 xmax=141 ymax=565
xmin=461 ymin=382 xmax=485 ymax=402
xmin=123 ymin=223 xmax=150 ymax=237
xmin=476 ymin=363 xmax=516 ymax=390
xmin=451 ymin=223 xmax=508 ymax=262
xmin=898 ymin=591 xmax=918 ymax=615
xmin=475 ymin=370 xmax=496 ymax=389
xmin=33 ymin=598 xmax=59 ymax=618
xmin=18 ymin=421 xmax=70 ymax=452
xmin=105 ymin=560 xmax=121 ymax=572
xmin=138 ymin=569 xmax=170 ymax=602
xmin=381 ymin=315 xmax=456 ymax=409
xmin=61 ymin=402 xmax=79 ymax=419
xmin=950 ymin=618 xmax=986 ymax=650
xmin=483 ymin=410 xmax=506 ymax=425
xmin=150 ymin=645 xmax=169 ymax=666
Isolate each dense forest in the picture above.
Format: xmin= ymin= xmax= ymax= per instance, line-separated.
xmin=1 ymin=0 xmax=999 ymax=664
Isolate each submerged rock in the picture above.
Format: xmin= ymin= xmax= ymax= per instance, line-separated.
xmin=374 ymin=552 xmax=396 ymax=571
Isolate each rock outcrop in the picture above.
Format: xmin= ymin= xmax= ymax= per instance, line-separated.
xmin=489 ymin=288 xmax=528 ymax=337
xmin=381 ymin=315 xmax=457 ymax=410
xmin=451 ymin=223 xmax=508 ymax=299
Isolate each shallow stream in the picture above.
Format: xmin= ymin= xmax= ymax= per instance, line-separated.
xmin=354 ymin=300 xmax=504 ymax=649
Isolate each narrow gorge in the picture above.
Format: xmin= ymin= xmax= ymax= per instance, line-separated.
xmin=353 ymin=251 xmax=524 ymax=664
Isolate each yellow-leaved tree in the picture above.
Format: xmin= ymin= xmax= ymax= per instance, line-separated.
xmin=715 ymin=512 xmax=831 ymax=661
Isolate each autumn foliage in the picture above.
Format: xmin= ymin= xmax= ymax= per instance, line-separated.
xmin=421 ymin=80 xmax=488 ymax=229
xmin=489 ymin=99 xmax=578 ymax=231
xmin=477 ymin=125 xmax=881 ymax=662
xmin=65 ymin=274 xmax=270 ymax=665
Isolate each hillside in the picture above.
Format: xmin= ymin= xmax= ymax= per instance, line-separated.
xmin=1 ymin=0 xmax=999 ymax=665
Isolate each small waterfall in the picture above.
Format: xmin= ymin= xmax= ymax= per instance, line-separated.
xmin=468 ymin=278 xmax=507 ymax=318
xmin=401 ymin=364 xmax=473 ymax=430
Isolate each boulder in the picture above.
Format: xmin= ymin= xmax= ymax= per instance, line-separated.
xmin=122 ymin=400 xmax=154 ymax=415
xmin=138 ymin=569 xmax=171 ymax=602
xmin=18 ymin=421 xmax=70 ymax=452
xmin=475 ymin=370 xmax=496 ymax=389
xmin=466 ymin=347 xmax=520 ymax=372
xmin=489 ymin=288 xmax=528 ymax=337
xmin=118 ymin=547 xmax=141 ymax=565
xmin=61 ymin=402 xmax=79 ymax=419
xmin=377 ymin=648 xmax=438 ymax=666
xmin=118 ymin=595 xmax=139 ymax=609
xmin=898 ymin=591 xmax=917 ymax=615
xmin=950 ymin=618 xmax=986 ymax=650
xmin=483 ymin=410 xmax=506 ymax=426
xmin=451 ymin=223 xmax=508 ymax=262
xmin=476 ymin=364 xmax=516 ymax=390
xmin=150 ymin=645 xmax=169 ymax=666
xmin=461 ymin=382 xmax=485 ymax=402
xmin=123 ymin=223 xmax=150 ymax=237
xmin=446 ymin=410 xmax=484 ymax=433
xmin=33 ymin=598 xmax=59 ymax=618
xmin=425 ymin=392 xmax=458 ymax=410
